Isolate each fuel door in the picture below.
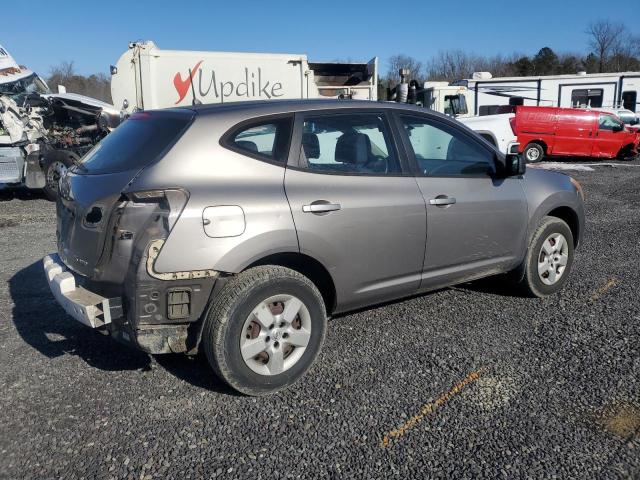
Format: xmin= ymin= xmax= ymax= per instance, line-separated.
xmin=202 ymin=205 xmax=246 ymax=238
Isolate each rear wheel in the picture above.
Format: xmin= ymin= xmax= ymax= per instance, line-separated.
xmin=523 ymin=143 xmax=544 ymax=163
xmin=202 ymin=266 xmax=327 ymax=396
xmin=514 ymin=216 xmax=575 ymax=297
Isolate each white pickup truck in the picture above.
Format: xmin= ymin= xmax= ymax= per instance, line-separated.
xmin=457 ymin=113 xmax=519 ymax=155
xmin=111 ymin=41 xmax=378 ymax=114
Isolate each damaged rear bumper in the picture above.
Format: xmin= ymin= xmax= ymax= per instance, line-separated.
xmin=43 ymin=252 xmax=218 ymax=355
xmin=43 ymin=254 xmax=123 ymax=328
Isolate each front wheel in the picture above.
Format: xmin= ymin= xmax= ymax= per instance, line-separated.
xmin=202 ymin=266 xmax=327 ymax=396
xmin=43 ymin=151 xmax=78 ymax=201
xmin=515 ymin=216 xmax=575 ymax=297
xmin=523 ymin=143 xmax=545 ymax=163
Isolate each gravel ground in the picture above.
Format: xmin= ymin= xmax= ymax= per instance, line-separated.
xmin=0 ymin=162 xmax=639 ymax=479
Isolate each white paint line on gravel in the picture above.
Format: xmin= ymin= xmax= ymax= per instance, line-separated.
xmin=530 ymin=162 xmax=640 ymax=172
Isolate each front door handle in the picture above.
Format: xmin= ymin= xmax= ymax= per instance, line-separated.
xmin=302 ymin=202 xmax=341 ymax=213
xmin=429 ymin=196 xmax=456 ymax=206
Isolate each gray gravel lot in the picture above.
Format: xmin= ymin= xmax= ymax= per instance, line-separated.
xmin=1 ymin=162 xmax=639 ymax=479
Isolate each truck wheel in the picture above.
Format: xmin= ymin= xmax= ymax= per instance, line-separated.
xmin=202 ymin=266 xmax=327 ymax=396
xmin=515 ymin=216 xmax=574 ymax=297
xmin=523 ymin=143 xmax=544 ymax=163
xmin=43 ymin=151 xmax=77 ymax=201
xmin=617 ymin=145 xmax=637 ymax=161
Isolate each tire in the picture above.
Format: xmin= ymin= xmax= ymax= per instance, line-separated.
xmin=617 ymin=145 xmax=637 ymax=161
xmin=43 ymin=151 xmax=77 ymax=201
xmin=523 ymin=143 xmax=544 ymax=163
xmin=515 ymin=216 xmax=575 ymax=297
xmin=202 ymin=266 xmax=327 ymax=396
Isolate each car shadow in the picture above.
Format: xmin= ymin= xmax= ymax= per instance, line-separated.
xmin=9 ymin=261 xmax=235 ymax=395
xmin=0 ymin=186 xmax=48 ymax=202
xmin=453 ymin=275 xmax=525 ymax=298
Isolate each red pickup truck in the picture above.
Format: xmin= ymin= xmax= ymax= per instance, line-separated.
xmin=511 ymin=106 xmax=640 ymax=162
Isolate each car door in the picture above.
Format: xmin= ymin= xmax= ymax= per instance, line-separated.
xmin=393 ymin=112 xmax=529 ymax=290
xmin=592 ymin=113 xmax=625 ymax=158
xmin=284 ymin=109 xmax=426 ymax=312
xmin=551 ymin=110 xmax=595 ymax=157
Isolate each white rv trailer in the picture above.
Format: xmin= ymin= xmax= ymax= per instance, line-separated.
xmin=451 ymin=71 xmax=640 ymax=116
xmin=111 ymin=41 xmax=378 ymax=114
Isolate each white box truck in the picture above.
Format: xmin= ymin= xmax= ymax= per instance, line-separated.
xmin=111 ymin=41 xmax=378 ymax=114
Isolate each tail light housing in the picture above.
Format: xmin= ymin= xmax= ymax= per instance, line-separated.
xmin=124 ymin=189 xmax=189 ymax=231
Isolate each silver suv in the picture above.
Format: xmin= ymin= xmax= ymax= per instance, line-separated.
xmin=44 ymin=100 xmax=585 ymax=395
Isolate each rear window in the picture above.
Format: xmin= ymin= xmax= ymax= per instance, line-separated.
xmin=76 ymin=111 xmax=193 ymax=175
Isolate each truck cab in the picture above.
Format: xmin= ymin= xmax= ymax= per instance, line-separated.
xmin=422 ymin=82 xmax=470 ymax=117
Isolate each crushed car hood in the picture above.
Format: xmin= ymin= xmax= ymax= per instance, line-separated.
xmin=42 ymin=92 xmax=120 ymax=116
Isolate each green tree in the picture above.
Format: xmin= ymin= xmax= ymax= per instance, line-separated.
xmin=512 ymin=56 xmax=534 ymax=76
xmin=533 ymin=47 xmax=559 ymax=75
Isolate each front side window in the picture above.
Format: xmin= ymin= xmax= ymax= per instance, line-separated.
xmin=571 ymin=88 xmax=603 ymax=108
xmin=598 ymin=114 xmax=623 ymax=131
xmin=400 ymin=115 xmax=495 ymax=176
xmin=227 ymin=117 xmax=292 ymax=162
xmin=299 ymin=113 xmax=400 ymax=175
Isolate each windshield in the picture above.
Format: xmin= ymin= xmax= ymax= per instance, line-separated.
xmin=76 ymin=110 xmax=194 ymax=175
xmin=0 ymin=73 xmax=50 ymax=102
xmin=617 ymin=111 xmax=639 ymax=125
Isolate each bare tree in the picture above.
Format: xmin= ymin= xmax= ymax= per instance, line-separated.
xmin=385 ymin=54 xmax=423 ymax=83
xmin=608 ymin=32 xmax=640 ymax=71
xmin=48 ymin=61 xmax=112 ymax=103
xmin=425 ymin=50 xmax=477 ymax=81
xmin=587 ymin=20 xmax=627 ymax=72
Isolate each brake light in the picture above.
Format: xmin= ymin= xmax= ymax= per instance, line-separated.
xmin=509 ymin=117 xmax=517 ymax=135
xmin=129 ymin=112 xmax=153 ymax=121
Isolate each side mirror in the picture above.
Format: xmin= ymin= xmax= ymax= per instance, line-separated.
xmin=505 ymin=153 xmax=526 ymax=176
xmin=613 ymin=124 xmax=624 ymax=132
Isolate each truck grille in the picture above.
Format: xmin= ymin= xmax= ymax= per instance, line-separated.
xmin=0 ymin=147 xmax=23 ymax=184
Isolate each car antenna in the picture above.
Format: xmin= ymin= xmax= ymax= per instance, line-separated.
xmin=188 ymin=68 xmax=202 ymax=106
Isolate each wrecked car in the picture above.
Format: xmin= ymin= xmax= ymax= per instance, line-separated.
xmin=0 ymin=44 xmax=120 ymax=199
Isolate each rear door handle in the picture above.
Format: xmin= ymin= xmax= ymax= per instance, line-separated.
xmin=429 ymin=196 xmax=456 ymax=206
xmin=302 ymin=202 xmax=341 ymax=213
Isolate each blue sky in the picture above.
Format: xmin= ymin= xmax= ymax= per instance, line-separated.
xmin=2 ymin=0 xmax=634 ymax=77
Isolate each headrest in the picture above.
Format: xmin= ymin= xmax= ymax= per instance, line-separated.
xmin=236 ymin=140 xmax=258 ymax=152
xmin=301 ymin=132 xmax=320 ymax=159
xmin=335 ymin=132 xmax=371 ymax=164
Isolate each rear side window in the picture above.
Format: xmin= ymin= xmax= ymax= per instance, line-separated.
xmin=77 ymin=111 xmax=193 ymax=175
xmin=298 ymin=113 xmax=401 ymax=175
xmin=225 ymin=116 xmax=293 ymax=163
